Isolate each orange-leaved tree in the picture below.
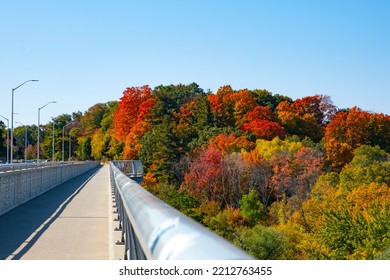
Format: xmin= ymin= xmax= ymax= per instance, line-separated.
xmin=276 ymin=95 xmax=336 ymax=142
xmin=325 ymin=107 xmax=390 ymax=171
xmin=209 ymin=133 xmax=255 ymax=154
xmin=123 ymin=98 xmax=156 ymax=159
xmin=208 ymin=85 xmax=257 ymax=128
xmin=114 ymin=85 xmax=152 ymax=141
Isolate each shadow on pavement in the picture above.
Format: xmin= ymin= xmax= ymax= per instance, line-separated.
xmin=0 ymin=166 xmax=102 ymax=260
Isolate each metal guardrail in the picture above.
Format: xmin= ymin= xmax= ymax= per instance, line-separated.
xmin=110 ymin=161 xmax=254 ymax=260
xmin=0 ymin=161 xmax=88 ymax=173
xmin=111 ymin=160 xmax=143 ymax=183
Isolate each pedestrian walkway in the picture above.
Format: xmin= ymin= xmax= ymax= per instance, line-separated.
xmin=0 ymin=164 xmax=120 ymax=260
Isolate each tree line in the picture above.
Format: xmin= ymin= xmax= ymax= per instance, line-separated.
xmin=1 ymin=83 xmax=389 ymax=259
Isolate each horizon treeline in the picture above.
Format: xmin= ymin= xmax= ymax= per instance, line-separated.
xmin=1 ymin=82 xmax=390 ymax=259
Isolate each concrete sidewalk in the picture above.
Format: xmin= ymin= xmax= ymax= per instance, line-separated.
xmin=0 ymin=164 xmax=120 ymax=260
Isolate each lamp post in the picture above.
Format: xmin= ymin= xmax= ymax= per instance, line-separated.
xmin=0 ymin=114 xmax=9 ymax=164
xmin=52 ymin=121 xmax=55 ymax=162
xmin=62 ymin=122 xmax=72 ymax=161
xmin=11 ymin=80 xmax=39 ymax=164
xmin=15 ymin=122 xmax=27 ymax=163
xmin=37 ymin=101 xmax=56 ymax=162
xmin=69 ymin=131 xmax=72 ymax=161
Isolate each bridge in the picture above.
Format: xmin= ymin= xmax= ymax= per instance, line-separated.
xmin=0 ymin=160 xmax=253 ymax=260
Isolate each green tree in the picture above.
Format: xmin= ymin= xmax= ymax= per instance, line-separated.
xmin=100 ymin=101 xmax=117 ymax=133
xmin=319 ymin=183 xmax=390 ymax=259
xmin=207 ymin=207 xmax=246 ymax=242
xmin=236 ymin=225 xmax=287 ymax=260
xmin=348 ymin=145 xmax=388 ymax=168
xmin=80 ymin=103 xmax=109 ymax=135
xmin=77 ymin=136 xmax=92 ymax=160
xmin=377 ymin=245 xmax=390 ymax=260
xmin=250 ymin=89 xmax=293 ymax=111
xmin=140 ymin=83 xmax=205 ymax=185
xmin=13 ymin=125 xmax=38 ymax=160
xmin=339 ymin=146 xmax=390 ymax=192
xmin=73 ymin=101 xmax=118 ymax=161
xmin=172 ymin=93 xmax=214 ymax=153
xmin=239 ymin=190 xmax=266 ymax=226
xmin=139 ymin=123 xmax=174 ymax=183
xmin=150 ymin=83 xmax=203 ymax=126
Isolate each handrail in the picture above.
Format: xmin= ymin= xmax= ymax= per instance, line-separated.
xmin=110 ymin=161 xmax=254 ymax=260
xmin=111 ymin=160 xmax=144 ymax=179
xmin=0 ymin=161 xmax=89 ymax=173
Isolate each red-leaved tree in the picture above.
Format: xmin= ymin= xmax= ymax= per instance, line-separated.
xmin=114 ymin=85 xmax=152 ymax=141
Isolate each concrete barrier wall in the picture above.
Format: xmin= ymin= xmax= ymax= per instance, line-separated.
xmin=0 ymin=161 xmax=99 ymax=216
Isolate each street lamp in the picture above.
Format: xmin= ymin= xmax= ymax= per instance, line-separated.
xmin=11 ymin=79 xmax=39 ymax=164
xmin=0 ymin=114 xmax=9 ymax=164
xmin=62 ymin=122 xmax=72 ymax=161
xmin=37 ymin=101 xmax=56 ymax=162
xmin=52 ymin=121 xmax=55 ymax=162
xmin=15 ymin=122 xmax=27 ymax=163
xmin=69 ymin=130 xmax=72 ymax=161
xmin=68 ymin=127 xmax=80 ymax=161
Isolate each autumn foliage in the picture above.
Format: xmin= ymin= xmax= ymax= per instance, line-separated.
xmin=114 ymin=85 xmax=152 ymax=141
xmin=209 ymin=133 xmax=255 ymax=153
xmin=111 ymin=85 xmax=390 ymax=259
xmin=208 ymin=85 xmax=257 ymax=127
xmin=123 ymin=98 xmax=155 ymax=159
xmin=15 ymin=82 xmax=389 ymax=260
xmin=325 ymin=107 xmax=390 ymax=170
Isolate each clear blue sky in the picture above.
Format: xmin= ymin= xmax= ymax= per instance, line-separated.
xmin=1 ymin=0 xmax=389 ymax=126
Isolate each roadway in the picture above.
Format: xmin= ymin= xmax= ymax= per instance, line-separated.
xmin=0 ymin=164 xmax=123 ymax=260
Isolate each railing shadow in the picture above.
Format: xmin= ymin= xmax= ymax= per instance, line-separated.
xmin=0 ymin=166 xmax=101 ymax=260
